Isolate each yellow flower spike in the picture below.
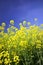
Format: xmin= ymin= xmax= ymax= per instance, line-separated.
xmin=1 ymin=22 xmax=6 ymax=27
xmin=10 ymin=20 xmax=14 ymax=25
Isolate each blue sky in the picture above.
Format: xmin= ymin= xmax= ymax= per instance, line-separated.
xmin=0 ymin=0 xmax=43 ymax=28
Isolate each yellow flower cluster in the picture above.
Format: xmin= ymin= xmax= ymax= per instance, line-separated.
xmin=0 ymin=20 xmax=43 ymax=65
xmin=14 ymin=55 xmax=20 ymax=63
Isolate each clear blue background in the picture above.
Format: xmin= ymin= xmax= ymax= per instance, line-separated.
xmin=0 ymin=0 xmax=43 ymax=28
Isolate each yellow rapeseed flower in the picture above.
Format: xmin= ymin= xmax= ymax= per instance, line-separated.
xmin=4 ymin=51 xmax=9 ymax=57
xmin=4 ymin=58 xmax=10 ymax=64
xmin=10 ymin=20 xmax=14 ymax=25
xmin=1 ymin=22 xmax=6 ymax=27
xmin=14 ymin=56 xmax=20 ymax=63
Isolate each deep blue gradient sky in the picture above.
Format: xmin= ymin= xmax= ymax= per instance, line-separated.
xmin=0 ymin=0 xmax=43 ymax=28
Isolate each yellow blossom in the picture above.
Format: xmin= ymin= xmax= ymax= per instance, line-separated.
xmin=19 ymin=41 xmax=27 ymax=48
xmin=4 ymin=58 xmax=10 ymax=64
xmin=1 ymin=22 xmax=6 ymax=27
xmin=14 ymin=56 xmax=20 ymax=63
xmin=10 ymin=20 xmax=14 ymax=25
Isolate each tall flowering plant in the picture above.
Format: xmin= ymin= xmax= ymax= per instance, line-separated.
xmin=0 ymin=20 xmax=43 ymax=65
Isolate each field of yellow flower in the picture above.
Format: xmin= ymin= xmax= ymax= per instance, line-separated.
xmin=0 ymin=20 xmax=43 ymax=65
